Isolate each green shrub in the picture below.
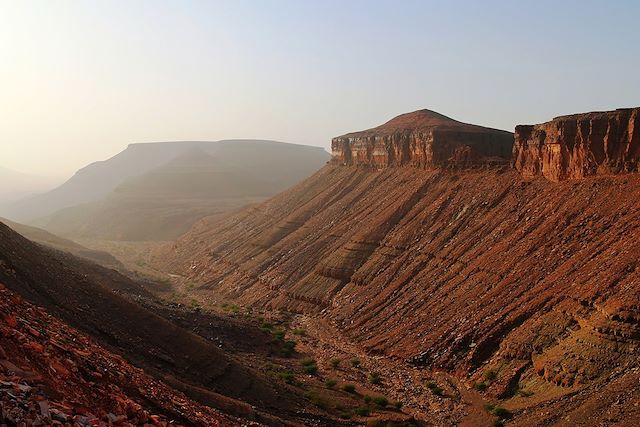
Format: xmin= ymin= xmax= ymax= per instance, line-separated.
xmin=372 ymin=396 xmax=388 ymax=407
xmin=516 ymin=388 xmax=534 ymax=397
xmin=425 ymin=381 xmax=437 ymax=390
xmin=491 ymin=406 xmax=512 ymax=419
xmin=484 ymin=370 xmax=497 ymax=381
xmin=325 ymin=379 xmax=337 ymax=388
xmin=278 ymin=370 xmax=296 ymax=384
xmin=369 ymin=372 xmax=382 ymax=385
xmin=473 ymin=382 xmax=487 ymax=391
xmin=350 ymin=358 xmax=361 ymax=368
xmin=304 ymin=364 xmax=318 ymax=375
xmin=483 ymin=403 xmax=495 ymax=412
xmin=280 ymin=340 xmax=296 ymax=357
xmin=301 ymin=358 xmax=316 ymax=366
xmin=330 ymin=358 xmax=341 ymax=369
xmin=292 ymin=328 xmax=307 ymax=336
xmin=272 ymin=330 xmax=286 ymax=341
xmin=394 ymin=400 xmax=403 ymax=409
xmin=363 ymin=395 xmax=372 ymax=404
xmin=342 ymin=383 xmax=356 ymax=393
xmin=431 ymin=386 xmax=444 ymax=396
xmin=354 ymin=406 xmax=370 ymax=416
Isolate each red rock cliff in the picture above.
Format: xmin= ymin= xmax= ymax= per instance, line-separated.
xmin=331 ymin=109 xmax=513 ymax=168
xmin=513 ymin=107 xmax=640 ymax=181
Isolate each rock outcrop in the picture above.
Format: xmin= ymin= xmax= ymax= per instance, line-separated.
xmin=331 ymin=109 xmax=513 ymax=169
xmin=513 ymin=107 xmax=640 ymax=181
xmin=0 ymin=283 xmax=242 ymax=427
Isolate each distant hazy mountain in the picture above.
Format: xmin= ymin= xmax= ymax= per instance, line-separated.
xmin=13 ymin=140 xmax=329 ymax=240
xmin=0 ymin=165 xmax=58 ymax=205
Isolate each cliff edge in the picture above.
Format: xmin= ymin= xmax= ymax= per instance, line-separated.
xmin=331 ymin=109 xmax=514 ymax=168
xmin=513 ymin=107 xmax=640 ymax=181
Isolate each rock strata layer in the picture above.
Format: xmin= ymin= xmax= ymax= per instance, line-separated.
xmin=513 ymin=107 xmax=640 ymax=181
xmin=331 ymin=109 xmax=513 ymax=169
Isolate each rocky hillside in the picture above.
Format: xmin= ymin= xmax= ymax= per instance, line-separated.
xmin=0 ymin=283 xmax=243 ymax=426
xmin=513 ymin=107 xmax=640 ymax=181
xmin=0 ymin=221 xmax=303 ymax=425
xmin=159 ymin=108 xmax=640 ymax=425
xmin=0 ymin=217 xmax=122 ymax=269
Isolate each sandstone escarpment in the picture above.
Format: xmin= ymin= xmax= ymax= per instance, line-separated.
xmin=331 ymin=109 xmax=513 ymax=169
xmin=513 ymin=107 xmax=640 ymax=181
xmin=159 ymin=107 xmax=640 ymax=424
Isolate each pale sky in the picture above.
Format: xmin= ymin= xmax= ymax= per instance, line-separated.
xmin=1 ymin=0 xmax=639 ymax=178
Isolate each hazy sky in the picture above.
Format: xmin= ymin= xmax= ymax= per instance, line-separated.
xmin=1 ymin=0 xmax=639 ymax=177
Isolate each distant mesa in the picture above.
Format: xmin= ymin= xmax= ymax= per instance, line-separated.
xmin=514 ymin=107 xmax=640 ymax=181
xmin=331 ymin=109 xmax=514 ymax=169
xmin=2 ymin=140 xmax=329 ymax=241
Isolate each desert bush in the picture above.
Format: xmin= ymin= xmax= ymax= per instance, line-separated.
xmin=484 ymin=370 xmax=497 ymax=381
xmin=369 ymin=371 xmax=382 ymax=385
xmin=304 ymin=364 xmax=318 ymax=375
xmin=342 ymin=383 xmax=356 ymax=393
xmin=426 ymin=381 xmax=443 ymax=395
xmin=472 ymin=381 xmax=487 ymax=391
xmin=483 ymin=403 xmax=495 ymax=412
xmin=330 ymin=358 xmax=341 ymax=369
xmin=350 ymin=358 xmax=361 ymax=368
xmin=301 ymin=358 xmax=315 ymax=366
xmin=292 ymin=328 xmax=307 ymax=336
xmin=516 ymin=388 xmax=533 ymax=397
xmin=325 ymin=379 xmax=337 ymax=388
xmin=372 ymin=396 xmax=388 ymax=407
xmin=491 ymin=406 xmax=512 ymax=418
xmin=272 ymin=330 xmax=285 ymax=341
xmin=394 ymin=400 xmax=403 ymax=409
xmin=278 ymin=370 xmax=296 ymax=384
xmin=280 ymin=340 xmax=296 ymax=357
xmin=354 ymin=406 xmax=370 ymax=416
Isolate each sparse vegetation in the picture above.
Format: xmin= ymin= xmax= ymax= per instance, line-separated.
xmin=394 ymin=400 xmax=403 ymax=409
xmin=369 ymin=371 xmax=382 ymax=385
xmin=301 ymin=358 xmax=316 ymax=366
xmin=483 ymin=403 xmax=495 ymax=411
xmin=350 ymin=358 xmax=361 ymax=368
xmin=491 ymin=406 xmax=512 ymax=419
xmin=325 ymin=379 xmax=337 ymax=388
xmin=342 ymin=383 xmax=356 ymax=393
xmin=426 ymin=380 xmax=443 ymax=396
xmin=303 ymin=390 xmax=329 ymax=409
xmin=292 ymin=328 xmax=307 ymax=336
xmin=472 ymin=381 xmax=487 ymax=391
xmin=280 ymin=340 xmax=296 ymax=357
xmin=516 ymin=387 xmax=534 ymax=397
xmin=330 ymin=358 xmax=341 ymax=369
xmin=272 ymin=330 xmax=285 ymax=341
xmin=303 ymin=364 xmax=318 ymax=375
xmin=278 ymin=370 xmax=296 ymax=385
xmin=372 ymin=395 xmax=388 ymax=407
xmin=484 ymin=369 xmax=497 ymax=381
xmin=355 ymin=406 xmax=370 ymax=416
xmin=363 ymin=395 xmax=372 ymax=404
